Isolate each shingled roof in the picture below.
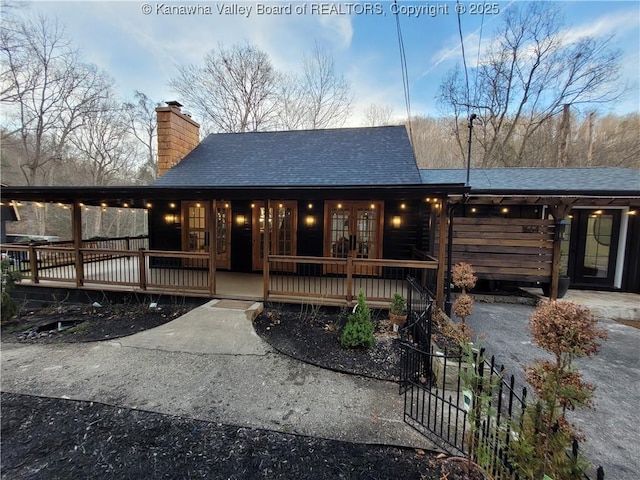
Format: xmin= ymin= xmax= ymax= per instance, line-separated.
xmin=420 ymin=167 xmax=640 ymax=194
xmin=153 ymin=125 xmax=422 ymax=188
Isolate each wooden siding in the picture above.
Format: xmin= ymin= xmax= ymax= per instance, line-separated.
xmin=382 ymin=200 xmax=421 ymax=259
xmin=435 ymin=217 xmax=555 ymax=282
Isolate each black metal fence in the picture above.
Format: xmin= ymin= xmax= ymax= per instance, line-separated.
xmin=399 ymin=276 xmax=605 ymax=480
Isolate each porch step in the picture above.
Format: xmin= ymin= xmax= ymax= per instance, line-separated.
xmin=209 ymin=299 xmax=264 ymax=321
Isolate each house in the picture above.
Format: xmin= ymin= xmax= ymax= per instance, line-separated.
xmin=0 ymin=102 xmax=467 ymax=307
xmin=150 ymin=103 xmax=455 ymax=271
xmin=421 ymin=168 xmax=640 ymax=294
xmin=1 ymin=102 xmax=638 ymax=307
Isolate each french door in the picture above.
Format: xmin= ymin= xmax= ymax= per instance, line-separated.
xmin=324 ymin=201 xmax=383 ymax=274
xmin=252 ymin=201 xmax=297 ymax=271
xmin=183 ymin=201 xmax=231 ymax=269
xmin=215 ymin=202 xmax=231 ymax=269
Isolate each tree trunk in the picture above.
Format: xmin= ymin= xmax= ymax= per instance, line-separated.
xmin=557 ymin=104 xmax=571 ymax=167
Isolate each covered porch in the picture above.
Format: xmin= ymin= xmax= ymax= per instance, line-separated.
xmin=1 ymin=239 xmax=439 ymax=307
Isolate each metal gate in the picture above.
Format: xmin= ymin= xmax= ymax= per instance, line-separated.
xmin=398 ymin=278 xmax=604 ymax=479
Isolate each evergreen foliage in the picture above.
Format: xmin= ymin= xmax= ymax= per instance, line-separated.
xmin=340 ymin=290 xmax=375 ymax=349
xmin=1 ymin=259 xmax=21 ymax=323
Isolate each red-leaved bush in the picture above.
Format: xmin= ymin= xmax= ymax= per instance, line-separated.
xmin=530 ymin=300 xmax=607 ymax=363
xmin=510 ymin=300 xmax=608 ymax=479
xmin=451 ymin=262 xmax=478 ymax=290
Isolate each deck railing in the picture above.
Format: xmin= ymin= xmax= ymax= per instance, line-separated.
xmin=1 ymin=243 xmax=439 ymax=303
xmin=266 ymin=255 xmax=438 ymax=304
xmin=1 ymin=243 xmax=210 ymax=296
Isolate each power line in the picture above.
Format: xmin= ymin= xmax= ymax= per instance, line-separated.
xmin=456 ymin=0 xmax=470 ymax=116
xmin=394 ymin=0 xmax=413 ymax=143
xmin=472 ymin=4 xmax=486 ymax=110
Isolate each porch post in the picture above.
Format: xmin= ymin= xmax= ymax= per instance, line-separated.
xmin=72 ymin=202 xmax=84 ymax=287
xmin=435 ymin=196 xmax=448 ymax=312
xmin=263 ymin=199 xmax=270 ymax=301
xmin=208 ymin=200 xmax=216 ymax=296
xmin=548 ymin=202 xmax=571 ymax=300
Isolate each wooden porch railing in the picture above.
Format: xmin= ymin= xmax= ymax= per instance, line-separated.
xmin=266 ymin=255 xmax=438 ymax=305
xmin=1 ymin=243 xmax=210 ymax=296
xmin=1 ymin=242 xmax=439 ymax=304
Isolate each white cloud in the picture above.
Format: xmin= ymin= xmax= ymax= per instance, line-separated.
xmin=559 ymin=9 xmax=639 ymax=44
xmin=318 ymin=15 xmax=354 ymax=48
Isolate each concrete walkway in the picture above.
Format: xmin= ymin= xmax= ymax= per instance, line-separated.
xmin=1 ymin=300 xmax=431 ymax=450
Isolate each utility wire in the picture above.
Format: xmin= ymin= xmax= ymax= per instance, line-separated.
xmin=394 ymin=0 xmax=413 ymax=144
xmin=456 ymin=0 xmax=470 ymax=116
xmin=472 ymin=4 xmax=486 ymax=110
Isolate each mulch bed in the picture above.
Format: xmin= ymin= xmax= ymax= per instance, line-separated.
xmin=253 ymin=304 xmax=404 ymax=381
xmin=1 ymin=302 xmax=485 ymax=479
xmin=1 ymin=304 xmax=194 ymax=343
xmin=1 ymin=393 xmax=455 ymax=480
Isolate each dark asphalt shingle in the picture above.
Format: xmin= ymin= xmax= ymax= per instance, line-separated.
xmin=420 ymin=167 xmax=640 ymax=193
xmin=154 ymin=126 xmax=421 ymax=187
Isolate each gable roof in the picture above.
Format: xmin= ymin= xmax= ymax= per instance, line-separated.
xmin=153 ymin=126 xmax=422 ymax=188
xmin=420 ymin=167 xmax=640 ymax=194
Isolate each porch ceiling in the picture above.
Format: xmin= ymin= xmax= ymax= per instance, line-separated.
xmin=1 ymin=184 xmax=469 ymax=207
xmin=450 ymin=194 xmax=640 ymax=207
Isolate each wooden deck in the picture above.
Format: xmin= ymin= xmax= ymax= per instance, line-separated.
xmin=2 ymin=243 xmax=438 ymax=307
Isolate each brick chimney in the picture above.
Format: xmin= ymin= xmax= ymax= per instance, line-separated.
xmin=156 ymin=101 xmax=200 ymax=177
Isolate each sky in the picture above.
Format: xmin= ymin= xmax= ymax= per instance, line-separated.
xmin=8 ymin=0 xmax=640 ymax=126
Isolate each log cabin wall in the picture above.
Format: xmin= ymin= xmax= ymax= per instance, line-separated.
xmin=434 ymin=215 xmax=556 ymax=283
xmin=382 ymin=200 xmax=421 ymax=260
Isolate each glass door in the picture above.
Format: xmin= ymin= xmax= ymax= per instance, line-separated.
xmin=569 ymin=209 xmax=621 ymax=286
xmin=184 ymin=202 xmax=208 ymax=268
xmin=252 ymin=201 xmax=297 ymax=271
xmin=325 ymin=201 xmax=383 ymax=275
xmin=183 ymin=201 xmax=231 ymax=269
xmin=216 ymin=203 xmax=231 ymax=269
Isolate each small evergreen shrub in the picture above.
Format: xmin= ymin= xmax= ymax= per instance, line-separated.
xmin=389 ymin=293 xmax=407 ymax=315
xmin=340 ymin=290 xmax=375 ymax=349
xmin=1 ymin=259 xmax=21 ymax=323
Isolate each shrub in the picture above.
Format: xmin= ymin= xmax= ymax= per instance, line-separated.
xmin=340 ymin=290 xmax=375 ymax=349
xmin=452 ymin=293 xmax=474 ymax=320
xmin=452 ymin=262 xmax=477 ymax=290
xmin=510 ymin=300 xmax=607 ymax=480
xmin=452 ymin=263 xmax=476 ymax=328
xmin=389 ymin=293 xmax=407 ymax=316
xmin=1 ymin=259 xmax=21 ymax=323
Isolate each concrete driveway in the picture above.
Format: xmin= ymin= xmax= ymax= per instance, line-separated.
xmin=466 ymin=302 xmax=639 ymax=480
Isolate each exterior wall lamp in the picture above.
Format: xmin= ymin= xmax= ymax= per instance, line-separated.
xmin=164 ymin=213 xmax=180 ymax=224
xmin=392 ymin=216 xmax=402 ymax=228
xmin=305 ymin=215 xmax=316 ymax=227
xmin=236 ymin=214 xmax=247 ymax=227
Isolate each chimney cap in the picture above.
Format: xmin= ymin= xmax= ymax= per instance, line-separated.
xmin=166 ymin=100 xmax=183 ymax=109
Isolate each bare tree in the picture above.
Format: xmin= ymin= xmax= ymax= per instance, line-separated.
xmin=409 ymin=116 xmax=461 ymax=168
xmin=124 ymin=90 xmax=160 ymax=183
xmin=70 ymin=96 xmax=138 ymax=186
xmin=438 ymin=2 xmax=622 ymax=167
xmin=1 ymin=12 xmax=110 ymax=185
xmin=362 ymin=103 xmax=394 ymax=127
xmin=298 ymin=43 xmax=352 ymax=129
xmin=576 ymin=113 xmax=640 ymax=168
xmin=170 ymin=43 xmax=279 ymax=134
